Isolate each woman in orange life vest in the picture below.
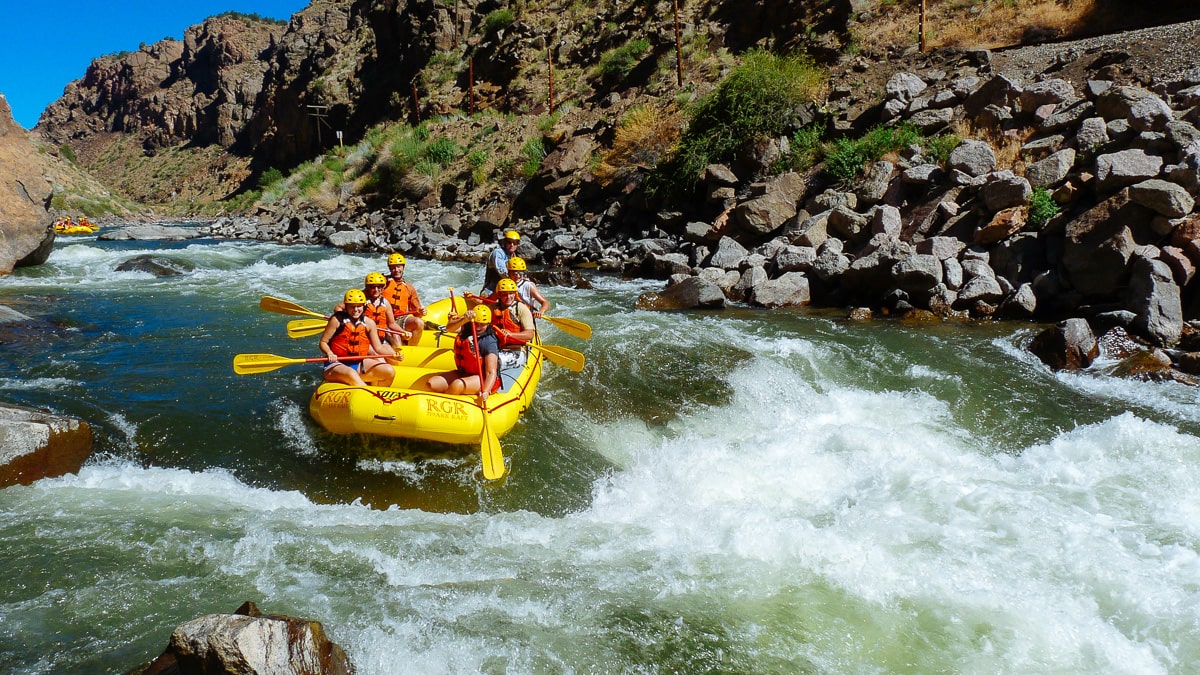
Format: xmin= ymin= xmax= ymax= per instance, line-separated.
xmin=334 ymin=272 xmax=409 ymax=348
xmin=465 ymin=277 xmax=535 ymax=370
xmin=423 ymin=304 xmax=501 ymax=402
xmin=319 ymin=289 xmax=403 ymax=387
xmin=381 ymin=253 xmax=425 ymax=346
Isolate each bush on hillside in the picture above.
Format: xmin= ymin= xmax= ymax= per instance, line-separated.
xmin=649 ymin=49 xmax=825 ymax=198
xmin=595 ymin=39 xmax=651 ymax=81
xmin=1028 ymin=187 xmax=1060 ymax=227
xmin=482 ymin=9 xmax=515 ymax=34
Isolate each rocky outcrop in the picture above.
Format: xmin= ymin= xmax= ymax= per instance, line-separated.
xmin=0 ymin=94 xmax=54 ymax=275
xmin=136 ymin=601 xmax=353 ymax=675
xmin=0 ymin=403 xmax=93 ymax=488
xmin=39 ymin=15 xmax=282 ymax=153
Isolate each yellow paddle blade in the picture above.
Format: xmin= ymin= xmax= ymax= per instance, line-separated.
xmin=479 ymin=404 xmax=505 ymax=480
xmin=530 ymin=343 xmax=585 ymax=372
xmin=259 ymin=295 xmax=326 ymax=319
xmin=287 ymin=318 xmax=330 ymax=338
xmin=233 ymin=353 xmax=310 ymax=375
xmin=543 ymin=315 xmax=592 ymax=340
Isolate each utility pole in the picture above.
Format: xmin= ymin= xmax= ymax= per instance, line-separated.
xmin=305 ymin=104 xmax=331 ymax=147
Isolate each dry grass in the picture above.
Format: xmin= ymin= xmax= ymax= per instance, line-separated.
xmin=856 ymin=0 xmax=1098 ymax=52
xmin=594 ymin=104 xmax=685 ymax=186
xmin=952 ymin=119 xmax=1036 ymax=173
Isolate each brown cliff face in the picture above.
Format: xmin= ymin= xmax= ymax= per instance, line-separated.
xmin=38 ymin=15 xmax=285 ymax=202
xmin=0 ymin=94 xmax=54 ymax=275
xmin=247 ymin=0 xmax=447 ymax=171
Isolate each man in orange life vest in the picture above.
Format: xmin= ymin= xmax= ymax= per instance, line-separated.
xmin=382 ymin=253 xmax=425 ymax=346
xmin=467 ymin=277 xmax=535 ymax=370
xmin=423 ymin=304 xmax=500 ymax=403
xmin=319 ymin=289 xmax=402 ymax=387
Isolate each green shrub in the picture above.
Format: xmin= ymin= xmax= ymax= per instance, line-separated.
xmin=258 ymin=167 xmax=284 ymax=189
xmin=821 ymin=123 xmax=923 ymax=182
xmin=296 ymin=165 xmax=325 ymax=194
xmin=782 ymin=124 xmax=825 ymax=172
xmin=425 ymin=137 xmax=461 ymax=167
xmin=597 ymin=38 xmax=651 ymax=80
xmin=467 ymin=148 xmax=489 ymax=168
xmin=59 ymin=144 xmax=77 ymax=164
xmin=482 ymin=9 xmax=515 ymax=34
xmin=923 ymin=132 xmax=961 ymax=166
xmin=824 ymin=137 xmax=870 ymax=183
xmin=1028 ymin=187 xmax=1060 ymax=227
xmin=649 ymin=49 xmax=825 ymax=197
xmin=520 ymin=137 xmax=547 ymax=178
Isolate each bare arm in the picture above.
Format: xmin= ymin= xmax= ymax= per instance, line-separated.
xmin=529 ymin=284 xmax=550 ymax=318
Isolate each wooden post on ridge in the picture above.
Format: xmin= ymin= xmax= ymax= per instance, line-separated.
xmin=919 ymin=0 xmax=927 ymax=53
xmin=673 ymin=0 xmax=683 ymax=87
xmin=468 ymin=57 xmax=476 ymax=115
xmin=547 ymin=48 xmax=555 ymax=113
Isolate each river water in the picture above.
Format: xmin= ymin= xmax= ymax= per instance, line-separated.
xmin=1 ymin=230 xmax=1198 ymax=673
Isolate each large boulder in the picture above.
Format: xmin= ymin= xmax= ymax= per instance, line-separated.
xmin=0 ymin=94 xmax=54 ymax=276
xmin=1062 ymin=190 xmax=1157 ymax=298
xmin=138 ymin=601 xmax=353 ymax=675
xmin=637 ymin=275 xmax=727 ymax=310
xmin=0 ymin=403 xmax=93 ymax=488
xmin=1029 ymin=318 xmax=1099 ymax=370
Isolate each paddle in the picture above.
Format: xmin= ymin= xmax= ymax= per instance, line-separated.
xmin=233 ymin=353 xmax=374 ymax=375
xmin=527 ymin=342 xmax=585 ymax=372
xmin=286 ymin=317 xmax=412 ymax=340
xmin=541 ymin=315 xmax=592 ymax=340
xmin=286 ymin=318 xmax=333 ymax=338
xmin=260 ymin=295 xmax=327 ymax=319
xmin=469 ymin=309 xmax=505 ymax=480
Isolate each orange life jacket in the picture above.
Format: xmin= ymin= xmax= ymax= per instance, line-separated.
xmin=384 ymin=278 xmax=420 ymax=315
xmin=364 ymin=297 xmax=392 ymax=329
xmin=452 ymin=328 xmax=501 ymax=392
xmin=491 ymin=301 xmax=528 ymax=349
xmin=328 ymin=312 xmax=372 ymax=357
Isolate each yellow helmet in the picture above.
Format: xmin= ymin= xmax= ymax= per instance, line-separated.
xmin=507 ymin=257 xmax=527 ymax=272
xmin=387 ymin=253 xmax=406 ymax=266
xmin=496 ymin=278 xmax=518 ymax=293
xmin=471 ymin=305 xmax=492 ymax=324
xmin=344 ymin=289 xmax=367 ymax=305
xmin=503 ymin=230 xmax=521 ymax=241
xmin=365 ymin=272 xmax=387 ymax=286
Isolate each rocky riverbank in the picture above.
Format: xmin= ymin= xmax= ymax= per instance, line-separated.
xmin=189 ymin=30 xmax=1200 ymax=382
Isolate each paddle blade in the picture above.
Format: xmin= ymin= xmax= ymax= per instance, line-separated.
xmin=287 ymin=318 xmax=329 ymax=338
xmin=233 ymin=353 xmax=304 ymax=375
xmin=479 ymin=405 xmax=505 ymax=480
xmin=543 ymin=316 xmax=592 ymax=340
xmin=533 ymin=343 xmax=586 ymax=372
xmin=260 ymin=295 xmax=326 ymax=319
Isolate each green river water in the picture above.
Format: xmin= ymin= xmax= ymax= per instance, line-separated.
xmin=0 ymin=231 xmax=1198 ymax=673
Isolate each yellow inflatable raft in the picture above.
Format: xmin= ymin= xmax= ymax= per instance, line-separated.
xmin=308 ymin=316 xmax=543 ymax=444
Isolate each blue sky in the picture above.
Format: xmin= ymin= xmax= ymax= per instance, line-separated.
xmin=0 ymin=1 xmax=309 ymax=130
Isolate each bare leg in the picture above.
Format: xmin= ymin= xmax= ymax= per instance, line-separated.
xmin=324 ymin=364 xmax=367 ymax=387
xmin=361 ymin=359 xmax=396 ymax=386
xmin=404 ymin=315 xmax=423 ymax=346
